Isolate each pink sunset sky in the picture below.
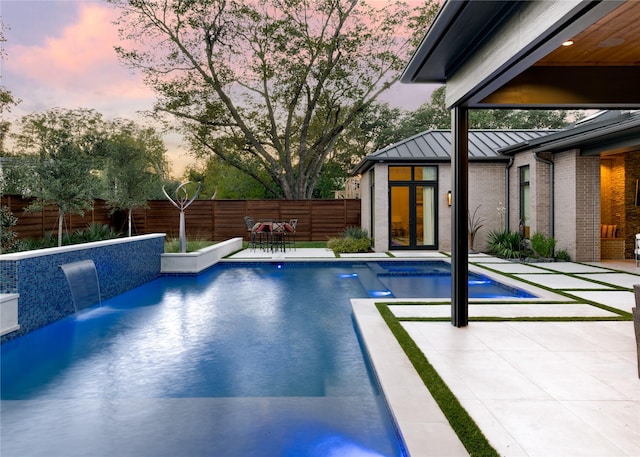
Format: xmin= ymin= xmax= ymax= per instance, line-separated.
xmin=1 ymin=0 xmax=439 ymax=178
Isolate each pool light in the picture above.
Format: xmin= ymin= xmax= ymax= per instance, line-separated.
xmin=369 ymin=290 xmax=393 ymax=298
xmin=339 ymin=273 xmax=359 ymax=278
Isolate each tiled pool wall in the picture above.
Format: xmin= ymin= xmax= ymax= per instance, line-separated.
xmin=0 ymin=234 xmax=165 ymax=343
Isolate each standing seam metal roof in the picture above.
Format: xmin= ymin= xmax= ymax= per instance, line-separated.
xmin=352 ymin=129 xmax=557 ymax=174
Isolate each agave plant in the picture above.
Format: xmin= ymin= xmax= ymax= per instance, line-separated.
xmin=71 ymin=224 xmax=120 ymax=244
xmin=487 ymin=230 xmax=523 ymax=259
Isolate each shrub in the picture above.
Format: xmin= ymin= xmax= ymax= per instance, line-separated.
xmin=20 ymin=234 xmax=58 ymax=251
xmin=9 ymin=224 xmax=121 ymax=253
xmin=327 ymin=226 xmax=371 ymax=254
xmin=487 ymin=230 xmax=523 ymax=259
xmin=341 ymin=226 xmax=370 ymax=239
xmin=530 ymin=232 xmax=556 ymax=258
xmin=555 ymin=249 xmax=571 ymax=261
xmin=71 ymin=224 xmax=121 ymax=243
xmin=327 ymin=237 xmax=371 ymax=254
xmin=164 ymin=237 xmax=214 ymax=253
xmin=0 ymin=206 xmax=23 ymax=254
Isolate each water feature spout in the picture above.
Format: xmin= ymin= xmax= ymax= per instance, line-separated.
xmin=60 ymin=260 xmax=101 ymax=312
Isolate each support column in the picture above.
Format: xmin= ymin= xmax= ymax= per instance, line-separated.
xmin=451 ymin=106 xmax=469 ymax=327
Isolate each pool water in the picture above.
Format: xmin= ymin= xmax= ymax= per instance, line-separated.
xmin=362 ymin=261 xmax=535 ymax=299
xmin=1 ymin=261 xmax=533 ymax=457
xmin=1 ymin=263 xmax=405 ymax=457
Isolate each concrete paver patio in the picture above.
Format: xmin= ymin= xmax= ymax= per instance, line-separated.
xmin=228 ymin=249 xmax=640 ymax=456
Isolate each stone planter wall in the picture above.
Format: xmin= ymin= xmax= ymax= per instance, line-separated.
xmin=161 ymin=237 xmax=242 ymax=274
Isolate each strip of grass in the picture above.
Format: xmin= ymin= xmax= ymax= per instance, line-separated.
xmin=472 ymin=264 xmax=633 ymax=317
xmin=398 ymin=315 xmax=630 ymax=322
xmin=376 ymin=303 xmax=499 ymax=457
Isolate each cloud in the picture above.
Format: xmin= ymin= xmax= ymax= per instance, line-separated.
xmin=2 ymin=2 xmax=192 ymax=177
xmin=5 ymin=3 xmax=154 ymax=113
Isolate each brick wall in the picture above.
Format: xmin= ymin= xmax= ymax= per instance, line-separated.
xmin=553 ymin=151 xmax=579 ymax=259
xmin=601 ymin=238 xmax=625 ymax=259
xmin=367 ymin=162 xmax=506 ymax=253
xmin=533 ymin=153 xmax=552 ymax=235
xmin=624 ymin=150 xmax=640 ymax=258
xmin=574 ymin=153 xmax=601 ymax=262
xmin=468 ymin=162 xmax=506 ymax=252
xmin=552 ymin=149 xmax=602 ymax=262
xmin=439 ymin=164 xmax=452 ymax=252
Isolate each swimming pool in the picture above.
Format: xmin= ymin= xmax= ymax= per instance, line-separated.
xmin=359 ymin=261 xmax=535 ymax=299
xmin=1 ymin=263 xmax=406 ymax=457
xmin=0 ymin=261 xmax=533 ymax=456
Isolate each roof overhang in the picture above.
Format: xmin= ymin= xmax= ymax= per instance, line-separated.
xmin=401 ymin=0 xmax=640 ymax=109
xmin=401 ymin=1 xmax=516 ymax=84
xmin=500 ymin=111 xmax=640 ymax=155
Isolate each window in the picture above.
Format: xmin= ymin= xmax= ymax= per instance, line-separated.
xmin=388 ymin=166 xmax=438 ymax=249
xmin=519 ymin=166 xmax=530 ymax=238
xmin=389 ymin=166 xmax=412 ymax=181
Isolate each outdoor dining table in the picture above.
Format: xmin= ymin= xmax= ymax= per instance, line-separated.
xmin=252 ymin=220 xmax=293 ymax=252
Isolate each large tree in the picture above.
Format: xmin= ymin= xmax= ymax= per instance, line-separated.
xmin=110 ymin=0 xmax=437 ymax=198
xmin=313 ymin=101 xmax=403 ymax=197
xmin=184 ymin=157 xmax=269 ymax=199
xmin=0 ymin=20 xmax=21 ymax=156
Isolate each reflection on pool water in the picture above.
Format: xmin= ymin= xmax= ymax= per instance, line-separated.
xmin=1 ymin=263 xmax=405 ymax=457
xmin=0 ymin=261 xmax=533 ymax=456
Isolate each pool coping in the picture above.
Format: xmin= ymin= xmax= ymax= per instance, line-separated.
xmin=223 ymin=256 xmax=569 ymax=302
xmin=352 ymin=298 xmax=469 ymax=456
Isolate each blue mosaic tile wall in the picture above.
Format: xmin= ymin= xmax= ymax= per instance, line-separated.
xmin=0 ymin=260 xmax=18 ymax=294
xmin=0 ymin=236 xmax=164 ymax=343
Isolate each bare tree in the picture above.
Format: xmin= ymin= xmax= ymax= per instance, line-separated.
xmin=109 ymin=0 xmax=437 ymax=198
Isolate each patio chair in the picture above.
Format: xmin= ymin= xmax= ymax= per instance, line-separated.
xmin=244 ymin=216 xmax=254 ymax=233
xmin=244 ymin=216 xmax=257 ymax=248
xmin=635 ymin=234 xmax=640 ymax=267
xmin=286 ymin=219 xmax=297 ymax=250
xmin=253 ymin=219 xmax=273 ymax=251
xmin=270 ymin=221 xmax=287 ymax=252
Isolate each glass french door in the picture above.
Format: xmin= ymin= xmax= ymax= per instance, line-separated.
xmin=390 ymin=184 xmax=436 ymax=249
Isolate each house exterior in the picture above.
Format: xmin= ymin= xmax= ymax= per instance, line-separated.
xmin=501 ymin=110 xmax=640 ymax=263
xmin=354 ymin=110 xmax=640 ymax=263
xmin=352 ymin=129 xmax=556 ymax=253
xmin=400 ymin=0 xmax=640 ymax=325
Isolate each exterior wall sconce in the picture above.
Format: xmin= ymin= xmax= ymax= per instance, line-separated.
xmin=447 ymin=190 xmax=452 ymax=207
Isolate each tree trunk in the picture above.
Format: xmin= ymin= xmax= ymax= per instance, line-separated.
xmin=57 ymin=210 xmax=64 ymax=247
xmin=128 ymin=208 xmax=132 ymax=237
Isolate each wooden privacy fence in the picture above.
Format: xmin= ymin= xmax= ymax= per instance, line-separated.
xmin=0 ymin=195 xmax=113 ymax=241
xmin=1 ymin=195 xmax=362 ymax=242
